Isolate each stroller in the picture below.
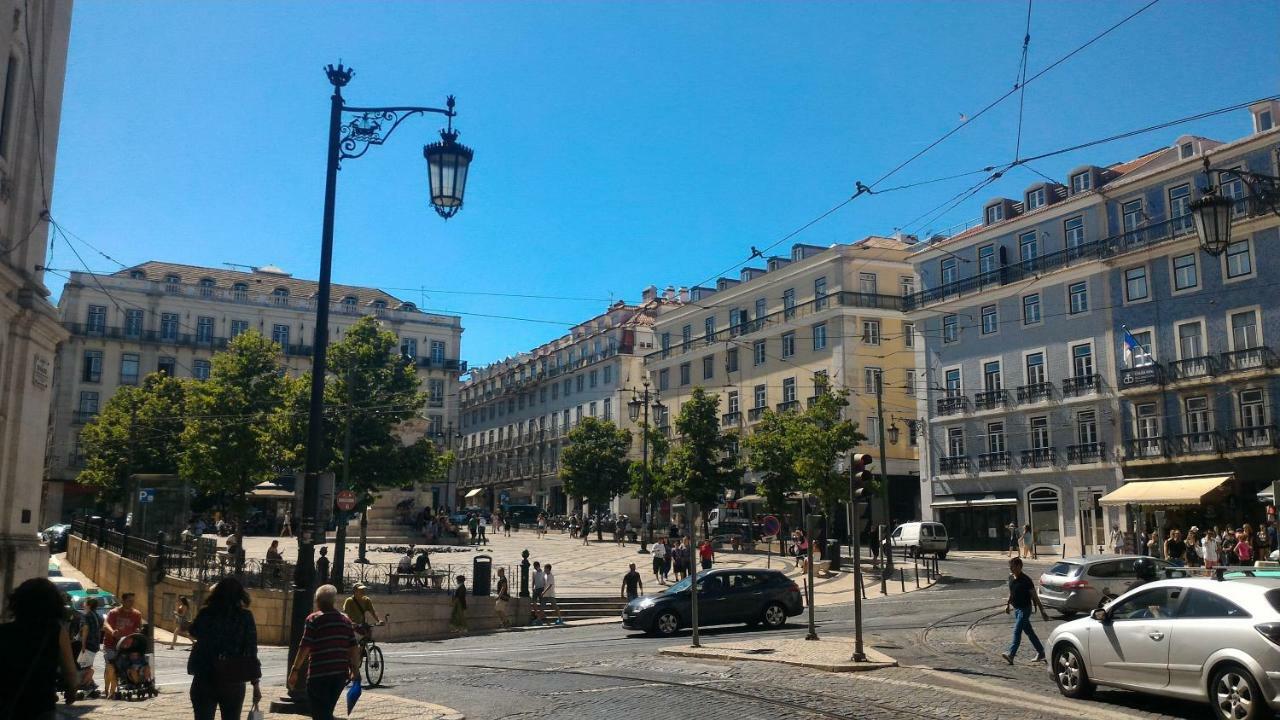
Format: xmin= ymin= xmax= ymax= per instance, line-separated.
xmin=112 ymin=633 xmax=159 ymax=700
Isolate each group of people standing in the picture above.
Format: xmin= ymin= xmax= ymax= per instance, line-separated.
xmin=1122 ymin=522 xmax=1274 ymax=567
xmin=645 ymin=536 xmax=715 ymax=586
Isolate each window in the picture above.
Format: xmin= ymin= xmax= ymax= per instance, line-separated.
xmin=78 ymin=391 xmax=99 ymax=415
xmin=941 ymin=258 xmax=958 ymax=286
xmin=1068 ymin=281 xmax=1088 ymax=314
xmin=983 ymin=361 xmax=1002 ymax=391
xmin=782 ymin=289 xmax=796 ymax=319
xmin=197 ymin=278 xmax=215 ymax=298
xmin=1030 ymin=416 xmax=1049 ymax=449
xmin=864 ymin=367 xmax=882 ymax=395
xmin=430 ymin=340 xmax=446 ymax=363
xmin=1169 ymin=183 xmax=1192 ymax=232
xmin=986 ymin=204 xmax=1004 ymax=224
xmin=1136 ymin=403 xmax=1161 ymax=453
xmin=1177 ymin=321 xmax=1203 ymax=359
xmin=812 ymin=323 xmax=827 ymax=350
xmin=196 ymin=316 xmax=215 ymax=343
xmin=272 ymin=324 xmax=290 ymax=346
xmin=1077 ymin=410 xmax=1098 ymax=445
xmin=782 ymin=377 xmax=797 ymax=403
xmin=86 ymin=305 xmax=107 ymax=333
xmin=1231 ymin=310 xmax=1260 ymax=350
xmin=428 ymin=379 xmax=445 ymax=407
xmin=157 ymin=356 xmax=176 ymax=376
xmin=752 ymin=340 xmax=767 ymax=367
xmin=1184 ymin=396 xmax=1213 ymax=441
xmin=1226 ymin=240 xmax=1253 ymax=279
xmin=900 ymin=275 xmax=916 ymax=297
xmin=862 ymin=320 xmax=881 ymax=345
xmin=905 ymin=369 xmax=916 ymax=396
xmin=947 ymin=427 xmax=965 ymax=456
xmin=726 ymin=348 xmax=739 ymax=373
xmin=227 ymin=319 xmax=248 ymax=339
xmin=603 ymin=398 xmax=612 ymax=421
xmin=82 ymin=351 xmax=102 ymax=383
xmin=164 ymin=274 xmax=181 ymax=293
xmin=1071 ymin=343 xmax=1094 ymax=378
xmin=1258 ymin=109 xmax=1275 ymax=133
xmin=589 ymin=369 xmax=598 ymax=388
xmin=1172 ymin=253 xmax=1198 ymax=291
xmin=1129 ymin=330 xmax=1154 ymax=364
xmin=576 ymin=374 xmax=584 ymax=392
xmin=1180 ymin=589 xmax=1249 ymax=619
xmin=1070 ymin=171 xmax=1092 ymax=194
xmin=1026 ymin=187 xmax=1046 ymax=210
xmin=0 ymin=56 xmax=17 ymax=157
xmin=161 ymin=312 xmax=179 ymax=341
xmin=1022 ymin=294 xmax=1041 ymax=325
xmin=681 ymin=324 xmax=692 ymax=351
xmin=1122 ymin=200 xmax=1144 ymax=238
xmin=942 ymin=314 xmax=958 ymax=343
xmin=867 ymin=415 xmax=880 ymax=439
xmin=980 ymin=305 xmax=998 ymax=334
xmin=603 ymin=365 xmax=613 ymax=384
xmin=1221 ymin=166 xmax=1247 ymax=216
xmin=232 ymin=282 xmax=248 ymax=301
xmin=1064 ymin=216 xmax=1085 ymax=250
xmin=944 ymin=368 xmax=961 ymax=396
xmin=753 ymin=384 xmax=767 ymax=409
xmin=658 ymin=368 xmax=669 ymax=391
xmin=120 ymin=353 xmax=140 ymax=385
xmin=702 ymin=355 xmax=714 ymax=380
xmin=1124 ymin=267 xmax=1149 ymax=302
xmin=903 ymin=322 xmax=914 ymax=348
xmin=679 ymin=363 xmax=691 ymax=386
xmin=755 ymin=298 xmax=767 ymax=325
xmin=125 ymin=309 xmax=144 ymax=337
xmin=1018 ymin=231 xmax=1039 ymax=268
xmin=729 ymin=309 xmax=743 ymax=336
xmin=727 ymin=391 xmax=739 ymax=414
xmin=1110 ymin=587 xmax=1181 ymax=621
xmin=977 ymin=245 xmax=996 ymax=277
xmin=815 ymin=277 xmax=828 ymax=309
xmin=987 ymin=422 xmax=1006 ymax=454
xmin=589 ymin=401 xmax=598 ymax=418
xmin=782 ymin=331 xmax=795 ymax=358
xmin=704 ymin=317 xmax=716 ymax=345
xmin=858 ymin=273 xmax=877 ymax=296
xmin=1239 ymin=390 xmax=1268 ymax=437
xmin=1025 ymin=352 xmax=1046 ymax=385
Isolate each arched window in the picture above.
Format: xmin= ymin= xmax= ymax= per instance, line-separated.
xmin=399 ymin=302 xmax=416 ymax=312
xmin=272 ymin=287 xmax=289 ymax=306
xmin=341 ymin=296 xmax=358 ymax=312
xmin=232 ymin=282 xmax=249 ymax=301
xmin=372 ymin=299 xmax=387 ymax=309
xmin=164 ymin=274 xmax=181 ymax=293
xmin=1026 ymin=487 xmax=1062 ymax=547
xmin=198 ymin=278 xmax=215 ymax=297
xmin=129 ymin=270 xmax=146 ymax=280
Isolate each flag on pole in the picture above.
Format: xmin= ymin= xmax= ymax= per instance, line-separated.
xmin=1122 ymin=326 xmax=1151 ymax=367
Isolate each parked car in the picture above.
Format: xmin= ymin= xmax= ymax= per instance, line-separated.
xmin=70 ymin=588 xmax=117 ymax=620
xmin=888 ymin=522 xmax=949 ymax=559
xmin=1038 ymin=555 xmax=1173 ymax=617
xmin=40 ymin=523 xmax=70 ymax=552
xmin=1047 ymin=576 xmax=1280 ymax=720
xmin=622 ymin=568 xmax=803 ymax=636
xmin=48 ymin=559 xmax=62 ymax=577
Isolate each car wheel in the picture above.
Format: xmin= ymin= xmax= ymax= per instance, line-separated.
xmin=761 ymin=602 xmax=787 ymax=629
xmin=1212 ymin=664 xmax=1265 ymax=720
xmin=652 ymin=611 xmax=680 ymax=637
xmin=1052 ymin=644 xmax=1094 ymax=699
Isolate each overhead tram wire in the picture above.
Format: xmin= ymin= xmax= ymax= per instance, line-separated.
xmin=1012 ymin=0 xmax=1034 ymax=162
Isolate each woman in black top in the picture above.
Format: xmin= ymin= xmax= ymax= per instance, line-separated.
xmin=188 ymin=577 xmax=260 ymax=720
xmin=449 ymin=575 xmax=468 ymax=634
xmin=0 ymin=578 xmax=79 ymax=720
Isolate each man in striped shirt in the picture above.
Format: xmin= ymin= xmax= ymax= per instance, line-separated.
xmin=289 ymin=584 xmax=360 ymax=720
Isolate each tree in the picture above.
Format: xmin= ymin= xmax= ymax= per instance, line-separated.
xmin=77 ymin=373 xmax=191 ymax=505
xmin=179 ymin=331 xmax=290 ymax=524
xmin=560 ymin=417 xmax=632 ymax=541
xmin=628 ymin=421 xmax=670 ymax=536
xmin=792 ymin=389 xmax=865 ymax=524
xmin=665 ymin=388 xmax=742 ymax=532
xmin=741 ymin=408 xmax=803 ymax=514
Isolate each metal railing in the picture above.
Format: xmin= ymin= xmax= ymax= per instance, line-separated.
xmin=1172 ymin=431 xmax=1225 ymax=455
xmin=776 ymin=400 xmax=800 ymax=413
xmin=721 ymin=411 xmax=741 ymax=426
xmin=936 ymin=395 xmax=968 ymax=416
xmin=973 ymin=389 xmax=1008 ymax=410
xmin=939 ymin=456 xmax=969 ymax=474
xmin=1231 ymin=425 xmax=1279 ymax=450
xmin=1062 ymin=374 xmax=1101 ymax=398
xmin=977 ymin=451 xmax=1010 ymax=471
xmin=747 ymin=407 xmax=767 ymax=421
xmin=1015 ymin=382 xmax=1054 ymax=403
xmin=72 ymin=411 xmax=98 ymax=424
xmin=1066 ymin=442 xmax=1107 ymax=464
xmin=1020 ymin=447 xmax=1056 ymax=468
xmin=1168 ymin=356 xmax=1218 ymax=381
xmin=1125 ymin=437 xmax=1167 ymax=460
xmin=1220 ymin=347 xmax=1277 ymax=373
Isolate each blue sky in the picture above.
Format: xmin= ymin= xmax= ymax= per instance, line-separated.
xmin=50 ymin=1 xmax=1279 ymax=366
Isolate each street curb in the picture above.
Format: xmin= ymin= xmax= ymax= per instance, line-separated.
xmin=659 ymin=637 xmax=897 ymax=673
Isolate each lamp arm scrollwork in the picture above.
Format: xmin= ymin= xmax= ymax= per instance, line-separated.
xmin=337 ymin=100 xmax=457 ymax=163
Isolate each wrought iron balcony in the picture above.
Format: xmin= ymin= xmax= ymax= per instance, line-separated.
xmin=1168 ymin=356 xmax=1218 ymax=381
xmin=721 ymin=411 xmax=741 ymax=427
xmin=1172 ymin=432 xmax=1225 ymax=455
xmin=1020 ymin=447 xmax=1056 ymax=468
xmin=1220 ymin=347 xmax=1278 ymax=374
xmin=936 ymin=395 xmax=969 ymax=416
xmin=1118 ymin=364 xmax=1164 ymax=389
xmin=978 ymin=451 xmax=1010 ymax=471
xmin=1016 ymin=382 xmax=1054 ymax=404
xmin=1062 ymin=374 xmax=1101 ymax=398
xmin=973 ymin=389 xmax=1008 ymax=410
xmin=939 ymin=456 xmax=970 ymax=475
xmin=1066 ymin=442 xmax=1107 ymax=464
xmin=1125 ymin=437 xmax=1167 ymax=460
xmin=1231 ymin=425 xmax=1279 ymax=450
xmin=776 ymin=400 xmax=801 ymax=413
xmin=747 ymin=407 xmax=767 ymax=421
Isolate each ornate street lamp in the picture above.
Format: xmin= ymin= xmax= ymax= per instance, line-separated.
xmin=886 ymin=425 xmax=900 ymax=445
xmin=1191 ymin=156 xmax=1279 ymax=256
xmin=423 ymin=105 xmax=474 ymax=219
xmin=628 ymin=381 xmax=665 ymax=553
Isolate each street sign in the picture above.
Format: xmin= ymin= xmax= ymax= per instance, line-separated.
xmin=762 ymin=514 xmax=781 ymax=537
xmin=499 ymin=490 xmax=510 ymax=503
xmin=335 ymin=490 xmax=357 ymax=512
xmin=138 ymin=488 xmax=156 ymax=504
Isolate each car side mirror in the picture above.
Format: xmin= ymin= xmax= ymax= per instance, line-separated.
xmin=1091 ymin=608 xmax=1109 ymax=623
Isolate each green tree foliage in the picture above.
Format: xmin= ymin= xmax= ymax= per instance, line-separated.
xmin=741 ymin=408 xmax=803 ymax=513
xmin=792 ymin=389 xmax=866 ymax=518
xmin=561 ymin=417 xmax=632 ymax=539
xmin=77 ymin=373 xmax=191 ymax=504
xmin=665 ymin=388 xmax=742 ymax=526
xmin=627 ymin=421 xmax=670 ymax=498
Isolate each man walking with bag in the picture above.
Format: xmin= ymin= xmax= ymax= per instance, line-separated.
xmin=290 ymin=584 xmax=360 ymax=720
xmin=1001 ymin=557 xmax=1048 ymax=664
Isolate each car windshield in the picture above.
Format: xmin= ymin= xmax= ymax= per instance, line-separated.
xmin=55 ymin=579 xmax=83 ymax=591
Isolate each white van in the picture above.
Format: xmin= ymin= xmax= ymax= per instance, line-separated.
xmin=889 ymin=522 xmax=949 ymax=559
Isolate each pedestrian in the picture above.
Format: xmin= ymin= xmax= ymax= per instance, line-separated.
xmin=651 ymin=538 xmax=667 ymax=585
xmin=1007 ymin=523 xmax=1020 ymax=558
xmin=543 ymin=564 xmax=564 ymax=625
xmin=289 ymin=585 xmax=359 ymax=720
xmin=1245 ymin=522 xmax=1260 ymax=562
xmin=661 ymin=540 xmax=673 ymax=582
xmin=672 ymin=540 xmax=687 ymax=580
xmin=279 ymin=512 xmax=292 ymax=537
xmin=188 ymin=577 xmax=261 ymax=720
xmin=468 ymin=514 xmax=480 ymax=545
xmin=1020 ymin=524 xmax=1034 ymax=559
xmin=1201 ymin=527 xmax=1220 ymax=570
xmin=1236 ymin=529 xmax=1255 ymax=565
xmin=538 ymin=512 xmax=548 ymax=539
xmin=170 ymin=595 xmax=192 ymax=649
xmin=1146 ymin=529 xmax=1160 ymax=558
xmin=0 ymin=578 xmax=79 ymax=719
xmin=477 ymin=515 xmax=487 ymax=544
xmin=79 ymin=596 xmax=102 ymax=690
xmin=1110 ymin=526 xmax=1125 ymax=555
xmin=103 ymin=592 xmax=143 ymax=699
xmin=316 ymin=546 xmax=331 ymax=587
xmin=1164 ymin=529 xmax=1187 ymax=566
xmin=450 ymin=576 xmax=468 ymax=635
xmin=495 ymin=567 xmax=512 ymax=629
xmin=530 ymin=561 xmax=546 ymax=625
xmin=1185 ymin=528 xmax=1201 ymax=567
xmin=698 ymin=538 xmax=714 ymax=570
xmin=621 ymin=563 xmax=644 ymax=601
xmin=1000 ymin=557 xmax=1048 ymax=665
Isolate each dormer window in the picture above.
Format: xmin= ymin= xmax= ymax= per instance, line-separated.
xmin=341 ymin=296 xmax=358 ymax=311
xmin=129 ymin=270 xmax=146 ymax=280
xmin=1026 ymin=187 xmax=1047 ymax=210
xmin=372 ymin=299 xmax=387 ymax=310
xmin=1070 ymin=171 xmax=1092 ymax=194
xmin=1256 ymin=108 xmax=1274 ymax=133
xmin=272 ymin=287 xmax=290 ymax=306
xmin=164 ymin=274 xmax=181 ymax=293
xmin=400 ymin=302 xmax=416 ymax=311
xmin=985 ymin=204 xmax=1004 ymax=224
xmin=232 ymin=282 xmax=248 ymax=300
xmin=198 ymin=278 xmax=215 ymax=297
xmin=1179 ymin=142 xmax=1195 ymax=160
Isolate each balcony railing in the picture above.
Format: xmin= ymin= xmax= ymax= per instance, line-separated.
xmin=1173 ymin=431 xmax=1224 ymax=455
xmin=747 ymin=407 xmax=767 ymax=422
xmin=721 ymin=411 xmax=741 ymax=427
xmin=1221 ymin=347 xmax=1278 ymax=374
xmin=939 ymin=456 xmax=970 ymax=475
xmin=936 ymin=395 xmax=968 ymax=416
xmin=1125 ymin=437 xmax=1167 ymax=460
xmin=1168 ymin=356 xmax=1218 ymax=381
xmin=1066 ymin=442 xmax=1107 ymax=464
xmin=776 ymin=400 xmax=801 ymax=413
xmin=1062 ymin=374 xmax=1101 ymax=398
xmin=977 ymin=451 xmax=1010 ymax=471
xmin=973 ymin=389 xmax=1008 ymax=411
xmin=1020 ymin=447 xmax=1056 ymax=468
xmin=1231 ymin=425 xmax=1279 ymax=450
xmin=1016 ymin=382 xmax=1054 ymax=404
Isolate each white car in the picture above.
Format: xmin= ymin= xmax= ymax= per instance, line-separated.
xmin=888 ymin=522 xmax=949 ymax=559
xmin=1046 ymin=576 xmax=1280 ymax=720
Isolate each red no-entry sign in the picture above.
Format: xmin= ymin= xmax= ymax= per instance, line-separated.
xmin=336 ymin=490 xmax=357 ymax=512
xmin=762 ymin=514 xmax=781 ymax=537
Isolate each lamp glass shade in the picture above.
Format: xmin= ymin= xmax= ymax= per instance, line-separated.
xmin=888 ymin=426 xmax=900 ymax=445
xmin=423 ymin=130 xmax=474 ymax=219
xmin=628 ymin=396 xmax=642 ymax=422
xmin=1190 ymin=191 xmax=1234 ymax=256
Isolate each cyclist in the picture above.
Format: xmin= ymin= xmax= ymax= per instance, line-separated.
xmin=342 ymin=584 xmax=383 ymax=645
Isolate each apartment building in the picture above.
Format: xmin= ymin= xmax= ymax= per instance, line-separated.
xmin=0 ymin=0 xmax=72 ymax=610
xmin=908 ymin=101 xmax=1280 ymax=553
xmin=47 ymin=261 xmax=466 ymax=520
xmin=455 ymin=294 xmax=668 ymax=514
xmin=645 ymin=239 xmax=922 ymax=524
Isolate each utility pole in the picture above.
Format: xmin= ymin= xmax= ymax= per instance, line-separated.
xmin=687 ymin=500 xmax=701 ymax=648
xmin=876 ymin=376 xmax=890 ymax=527
xmin=331 ymin=369 xmax=354 ymax=590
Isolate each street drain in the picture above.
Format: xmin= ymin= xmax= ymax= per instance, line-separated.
xmin=872 ymin=644 xmax=902 ymax=649
xmin=743 ymin=648 xmax=776 ymax=655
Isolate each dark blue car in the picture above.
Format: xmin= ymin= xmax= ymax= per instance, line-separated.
xmin=622 ymin=568 xmax=803 ymax=636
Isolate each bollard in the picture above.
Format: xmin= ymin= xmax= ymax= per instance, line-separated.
xmin=519 ymin=549 xmax=530 ymax=598
xmin=900 ymin=566 xmax=906 ymax=592
xmin=914 ymin=555 xmax=920 ymax=588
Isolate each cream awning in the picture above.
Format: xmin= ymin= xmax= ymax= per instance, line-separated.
xmin=1099 ymin=475 xmax=1231 ymax=507
xmin=464 ymin=488 xmax=484 ymax=498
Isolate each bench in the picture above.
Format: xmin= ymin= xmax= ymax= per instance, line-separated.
xmin=389 ymin=570 xmax=448 ymax=590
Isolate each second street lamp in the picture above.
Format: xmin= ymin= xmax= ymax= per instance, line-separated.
xmin=628 ymin=381 xmax=664 ymax=554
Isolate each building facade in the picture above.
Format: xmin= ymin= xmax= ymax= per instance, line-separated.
xmin=46 ymin=261 xmax=465 ymax=520
xmin=645 ymin=239 xmax=922 ymax=525
xmin=0 ymin=0 xmax=72 ymax=611
xmin=908 ymin=102 xmax=1280 ymax=553
xmin=456 ymin=294 xmax=668 ymax=514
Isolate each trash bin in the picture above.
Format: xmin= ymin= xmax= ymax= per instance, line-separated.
xmin=472 ymin=554 xmax=492 ymax=596
xmin=826 ymin=539 xmax=841 ymax=571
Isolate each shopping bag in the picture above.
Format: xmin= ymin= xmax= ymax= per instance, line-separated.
xmin=247 ymin=701 xmax=265 ymax=720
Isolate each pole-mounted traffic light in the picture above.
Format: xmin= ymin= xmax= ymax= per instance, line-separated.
xmin=851 ymin=453 xmax=874 ymax=498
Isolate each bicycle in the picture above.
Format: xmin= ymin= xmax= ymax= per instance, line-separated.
xmin=357 ymin=616 xmax=388 ymax=687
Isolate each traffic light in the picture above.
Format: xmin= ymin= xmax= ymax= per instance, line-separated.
xmin=850 ymin=452 xmax=874 ymax=499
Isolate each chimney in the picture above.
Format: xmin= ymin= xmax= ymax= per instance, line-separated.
xmin=678 ymin=286 xmax=690 ymax=303
xmin=663 ymin=285 xmax=676 ymax=301
xmin=641 ymin=285 xmax=657 ymax=303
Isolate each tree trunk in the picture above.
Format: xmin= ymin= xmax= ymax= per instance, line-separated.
xmin=358 ymin=506 xmax=369 ymax=563
xmin=595 ymin=507 xmax=603 ymax=542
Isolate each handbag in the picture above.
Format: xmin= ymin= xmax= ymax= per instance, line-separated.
xmin=247 ymin=701 xmax=265 ymax=720
xmin=212 ymin=611 xmax=261 ymax=684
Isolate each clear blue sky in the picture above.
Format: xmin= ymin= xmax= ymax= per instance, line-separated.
xmin=50 ymin=1 xmax=1279 ymax=367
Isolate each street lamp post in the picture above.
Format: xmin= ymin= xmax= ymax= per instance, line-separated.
xmin=275 ymin=63 xmax=473 ymax=712
xmin=628 ymin=380 xmax=666 ymax=554
xmin=1190 ymin=156 xmax=1279 ymax=256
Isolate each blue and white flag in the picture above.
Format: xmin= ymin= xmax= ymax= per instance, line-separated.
xmin=1122 ymin=326 xmax=1151 ymax=367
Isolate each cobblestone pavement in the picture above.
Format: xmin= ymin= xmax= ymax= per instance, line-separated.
xmin=53 ymin=685 xmax=462 ymax=720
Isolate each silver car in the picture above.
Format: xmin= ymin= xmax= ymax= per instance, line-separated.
xmin=1037 ymin=555 xmax=1171 ymax=616
xmin=1047 ymin=577 xmax=1280 ymax=720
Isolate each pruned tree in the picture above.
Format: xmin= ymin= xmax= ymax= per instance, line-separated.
xmin=665 ymin=387 xmax=742 ymax=533
xmin=741 ymin=408 xmax=802 ymax=514
xmin=792 ymin=388 xmax=865 ymax=523
xmin=561 ymin=417 xmax=632 ymax=541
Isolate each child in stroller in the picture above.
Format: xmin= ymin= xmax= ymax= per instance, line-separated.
xmin=111 ymin=632 xmax=158 ymax=700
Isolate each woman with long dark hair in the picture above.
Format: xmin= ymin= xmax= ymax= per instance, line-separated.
xmin=0 ymin=578 xmax=79 ymax=719
xmin=188 ymin=577 xmax=260 ymax=720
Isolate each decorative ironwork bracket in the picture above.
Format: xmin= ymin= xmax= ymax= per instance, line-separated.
xmin=337 ymin=98 xmax=456 ymax=165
